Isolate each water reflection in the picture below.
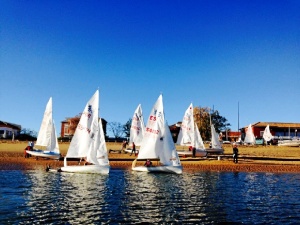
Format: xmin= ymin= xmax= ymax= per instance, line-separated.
xmin=1 ymin=170 xmax=300 ymax=224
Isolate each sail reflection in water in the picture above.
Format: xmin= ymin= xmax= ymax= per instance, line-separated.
xmin=1 ymin=170 xmax=300 ymax=224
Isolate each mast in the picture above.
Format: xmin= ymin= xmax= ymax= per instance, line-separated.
xmin=238 ymin=101 xmax=240 ymax=131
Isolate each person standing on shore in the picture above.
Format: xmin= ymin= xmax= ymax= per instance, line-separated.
xmin=233 ymin=144 xmax=239 ymax=163
xmin=130 ymin=142 xmax=136 ymax=156
xmin=192 ymin=146 xmax=196 ymax=158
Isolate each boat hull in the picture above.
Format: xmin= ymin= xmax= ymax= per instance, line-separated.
xmin=26 ymin=150 xmax=61 ymax=160
xmin=278 ymin=140 xmax=300 ymax=147
xmin=60 ymin=165 xmax=110 ymax=174
xmin=177 ymin=150 xmax=207 ymax=157
xmin=132 ymin=165 xmax=183 ymax=174
xmin=206 ymin=148 xmax=224 ymax=154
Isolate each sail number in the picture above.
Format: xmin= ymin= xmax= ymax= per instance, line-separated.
xmin=146 ymin=127 xmax=159 ymax=134
xmin=77 ymin=123 xmax=91 ymax=134
xmin=150 ymin=116 xmax=156 ymax=121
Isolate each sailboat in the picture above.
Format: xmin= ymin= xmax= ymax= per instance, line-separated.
xmin=26 ymin=97 xmax=61 ymax=160
xmin=132 ymin=94 xmax=183 ymax=174
xmin=263 ymin=125 xmax=273 ymax=145
xmin=60 ymin=90 xmax=110 ymax=174
xmin=176 ymin=103 xmax=207 ymax=157
xmin=244 ymin=124 xmax=255 ymax=145
xmin=206 ymin=124 xmax=224 ymax=154
xmin=125 ymin=104 xmax=145 ymax=154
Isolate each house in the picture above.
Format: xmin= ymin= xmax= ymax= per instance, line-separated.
xmin=240 ymin=122 xmax=300 ymax=139
xmin=60 ymin=118 xmax=107 ymax=140
xmin=0 ymin=120 xmax=21 ymax=139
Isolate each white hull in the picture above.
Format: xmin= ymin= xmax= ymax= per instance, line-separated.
xmin=278 ymin=140 xmax=300 ymax=147
xmin=60 ymin=165 xmax=110 ymax=174
xmin=26 ymin=150 xmax=61 ymax=160
xmin=206 ymin=148 xmax=224 ymax=154
xmin=132 ymin=165 xmax=183 ymax=174
xmin=177 ymin=150 xmax=207 ymax=157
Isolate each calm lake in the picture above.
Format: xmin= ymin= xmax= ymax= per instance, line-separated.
xmin=1 ymin=169 xmax=300 ymax=224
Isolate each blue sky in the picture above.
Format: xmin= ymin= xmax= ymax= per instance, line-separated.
xmin=1 ymin=0 xmax=299 ymax=137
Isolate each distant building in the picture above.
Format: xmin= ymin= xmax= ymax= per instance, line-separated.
xmin=0 ymin=120 xmax=21 ymax=139
xmin=60 ymin=118 xmax=107 ymax=140
xmin=240 ymin=122 xmax=300 ymax=139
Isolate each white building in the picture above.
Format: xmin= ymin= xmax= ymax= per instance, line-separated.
xmin=0 ymin=120 xmax=21 ymax=139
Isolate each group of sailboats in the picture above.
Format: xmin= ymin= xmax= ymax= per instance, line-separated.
xmin=28 ymin=90 xmax=110 ymax=174
xmin=29 ymin=92 xmax=226 ymax=175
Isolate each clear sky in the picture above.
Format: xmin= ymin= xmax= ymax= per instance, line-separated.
xmin=1 ymin=0 xmax=299 ymax=137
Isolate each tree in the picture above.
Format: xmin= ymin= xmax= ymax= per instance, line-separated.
xmin=211 ymin=110 xmax=231 ymax=133
xmin=108 ymin=122 xmax=124 ymax=138
xmin=193 ymin=107 xmax=230 ymax=141
xmin=19 ymin=128 xmax=37 ymax=141
xmin=123 ymin=118 xmax=132 ymax=138
xmin=194 ymin=107 xmax=211 ymax=141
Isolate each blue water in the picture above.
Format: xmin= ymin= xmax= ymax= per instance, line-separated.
xmin=1 ymin=169 xmax=300 ymax=224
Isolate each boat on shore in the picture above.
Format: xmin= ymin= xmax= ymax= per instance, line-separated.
xmin=26 ymin=97 xmax=61 ymax=160
xmin=206 ymin=124 xmax=224 ymax=154
xmin=278 ymin=138 xmax=300 ymax=147
xmin=125 ymin=104 xmax=145 ymax=154
xmin=132 ymin=94 xmax=182 ymax=174
xmin=176 ymin=103 xmax=207 ymax=157
xmin=60 ymin=90 xmax=110 ymax=174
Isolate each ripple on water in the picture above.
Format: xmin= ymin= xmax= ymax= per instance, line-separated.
xmin=1 ymin=170 xmax=300 ymax=224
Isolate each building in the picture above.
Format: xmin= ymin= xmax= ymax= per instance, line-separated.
xmin=240 ymin=122 xmax=300 ymax=139
xmin=0 ymin=120 xmax=21 ymax=139
xmin=60 ymin=118 xmax=107 ymax=140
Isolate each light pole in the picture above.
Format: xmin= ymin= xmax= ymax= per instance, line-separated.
xmin=296 ymin=129 xmax=297 ymax=138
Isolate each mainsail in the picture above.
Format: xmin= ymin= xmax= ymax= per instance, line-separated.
xmin=211 ymin=124 xmax=222 ymax=149
xmin=244 ymin=124 xmax=255 ymax=144
xmin=176 ymin=103 xmax=194 ymax=146
xmin=263 ymin=125 xmax=273 ymax=142
xmin=129 ymin=104 xmax=145 ymax=146
xmin=36 ymin=97 xmax=53 ymax=148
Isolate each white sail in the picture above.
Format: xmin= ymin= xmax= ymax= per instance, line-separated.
xmin=66 ymin=90 xmax=99 ymax=159
xmin=194 ymin=123 xmax=205 ymax=150
xmin=161 ymin=120 xmax=181 ymax=166
xmin=50 ymin=121 xmax=60 ymax=154
xmin=211 ymin=124 xmax=222 ymax=149
xmin=244 ymin=124 xmax=255 ymax=144
xmin=36 ymin=97 xmax=53 ymax=147
xmin=263 ymin=125 xmax=273 ymax=142
xmin=176 ymin=103 xmax=194 ymax=146
xmin=96 ymin=118 xmax=110 ymax=166
xmin=138 ymin=95 xmax=164 ymax=159
xmin=129 ymin=104 xmax=145 ymax=146
xmin=26 ymin=97 xmax=60 ymax=159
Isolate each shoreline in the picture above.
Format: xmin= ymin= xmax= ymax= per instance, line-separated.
xmin=1 ymin=142 xmax=300 ymax=173
xmin=1 ymin=152 xmax=300 ymax=173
